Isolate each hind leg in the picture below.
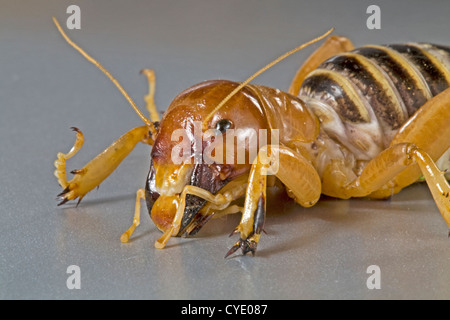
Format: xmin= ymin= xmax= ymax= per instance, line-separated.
xmin=288 ymin=35 xmax=354 ymax=96
xmin=323 ymin=143 xmax=450 ymax=229
xmin=322 ymin=87 xmax=450 ymax=231
xmin=389 ymin=86 xmax=450 ymax=184
xmin=369 ymin=86 xmax=450 ymax=198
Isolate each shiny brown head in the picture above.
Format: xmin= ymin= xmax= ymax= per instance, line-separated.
xmin=146 ymin=80 xmax=270 ymax=235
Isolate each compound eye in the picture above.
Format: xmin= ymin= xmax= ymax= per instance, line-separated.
xmin=215 ymin=119 xmax=233 ymax=134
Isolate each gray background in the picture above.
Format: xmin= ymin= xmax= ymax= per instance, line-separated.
xmin=1 ymin=0 xmax=450 ymax=299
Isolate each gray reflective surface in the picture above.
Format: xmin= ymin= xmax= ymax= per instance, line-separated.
xmin=1 ymin=0 xmax=450 ymax=299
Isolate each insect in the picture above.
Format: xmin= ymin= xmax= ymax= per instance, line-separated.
xmin=53 ymin=17 xmax=450 ymax=258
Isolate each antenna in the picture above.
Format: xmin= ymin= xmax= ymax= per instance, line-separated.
xmin=52 ymin=17 xmax=156 ymax=134
xmin=202 ymin=27 xmax=334 ymax=130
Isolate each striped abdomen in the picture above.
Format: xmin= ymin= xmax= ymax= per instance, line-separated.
xmin=299 ymin=43 xmax=450 ymax=160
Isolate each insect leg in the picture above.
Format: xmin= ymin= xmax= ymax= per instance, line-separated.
xmin=154 ymin=185 xmax=232 ymax=249
xmin=140 ymin=69 xmax=160 ymax=122
xmin=226 ymin=145 xmax=322 ymax=258
xmin=182 ymin=205 xmax=245 ymax=237
xmin=384 ymin=86 xmax=450 ymax=192
xmin=54 ymin=127 xmax=84 ymax=193
xmin=120 ymin=188 xmax=145 ymax=243
xmin=54 ymin=126 xmax=151 ymax=205
xmin=323 ymin=143 xmax=450 ymax=231
xmin=184 ymin=176 xmax=249 ymax=236
xmin=288 ymin=35 xmax=354 ymax=96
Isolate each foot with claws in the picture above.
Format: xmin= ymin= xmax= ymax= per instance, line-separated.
xmin=225 ymin=194 xmax=265 ymax=258
xmin=54 ymin=127 xmax=86 ymax=206
xmin=225 ymin=234 xmax=260 ymax=258
xmin=54 ymin=126 xmax=151 ymax=207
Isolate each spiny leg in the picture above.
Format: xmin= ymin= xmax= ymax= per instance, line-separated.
xmin=226 ymin=145 xmax=322 ymax=258
xmin=54 ymin=127 xmax=84 ymax=189
xmin=120 ymin=188 xmax=145 ymax=243
xmin=54 ymin=127 xmax=84 ymax=205
xmin=54 ymin=126 xmax=151 ymax=205
xmin=288 ymin=35 xmax=354 ymax=96
xmin=140 ymin=69 xmax=160 ymax=122
xmin=322 ymin=143 xmax=450 ymax=231
xmin=226 ymin=159 xmax=268 ymax=258
xmin=376 ymin=86 xmax=450 ymax=196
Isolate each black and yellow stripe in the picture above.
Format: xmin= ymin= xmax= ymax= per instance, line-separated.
xmin=299 ymin=43 xmax=450 ymax=135
xmin=388 ymin=44 xmax=450 ymax=96
xmin=299 ymin=68 xmax=370 ymax=123
xmin=355 ymin=45 xmax=432 ymax=115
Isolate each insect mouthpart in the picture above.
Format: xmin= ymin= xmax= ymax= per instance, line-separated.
xmin=145 ymin=161 xmax=231 ymax=237
xmin=179 ymin=163 xmax=232 ymax=236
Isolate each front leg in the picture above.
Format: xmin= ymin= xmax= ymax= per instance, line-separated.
xmin=140 ymin=69 xmax=160 ymax=122
xmin=54 ymin=125 xmax=151 ymax=205
xmin=225 ymin=159 xmax=267 ymax=257
xmin=226 ymin=145 xmax=322 ymax=258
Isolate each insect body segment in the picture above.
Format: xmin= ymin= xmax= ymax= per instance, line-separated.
xmin=296 ymin=41 xmax=450 ymax=214
xmin=299 ymin=43 xmax=450 ymax=161
xmin=53 ymin=17 xmax=450 ymax=258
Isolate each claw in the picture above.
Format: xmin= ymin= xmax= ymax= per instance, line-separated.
xmin=57 ymin=186 xmax=71 ymax=197
xmin=184 ymin=212 xmax=215 ymax=237
xmin=241 ymin=238 xmax=257 ymax=256
xmin=56 ymin=189 xmax=84 ymax=207
xmin=76 ymin=196 xmax=84 ymax=207
xmin=224 ymin=237 xmax=258 ymax=259
xmin=224 ymin=242 xmax=240 ymax=259
xmin=228 ymin=227 xmax=239 ymax=237
xmin=70 ymin=169 xmax=86 ymax=175
xmin=56 ymin=186 xmax=71 ymax=206
xmin=57 ymin=197 xmax=69 ymax=206
xmin=225 ymin=193 xmax=265 ymax=258
xmin=56 ymin=183 xmax=85 ymax=207
xmin=54 ymin=127 xmax=85 ymax=206
xmin=70 ymin=126 xmax=81 ymax=133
